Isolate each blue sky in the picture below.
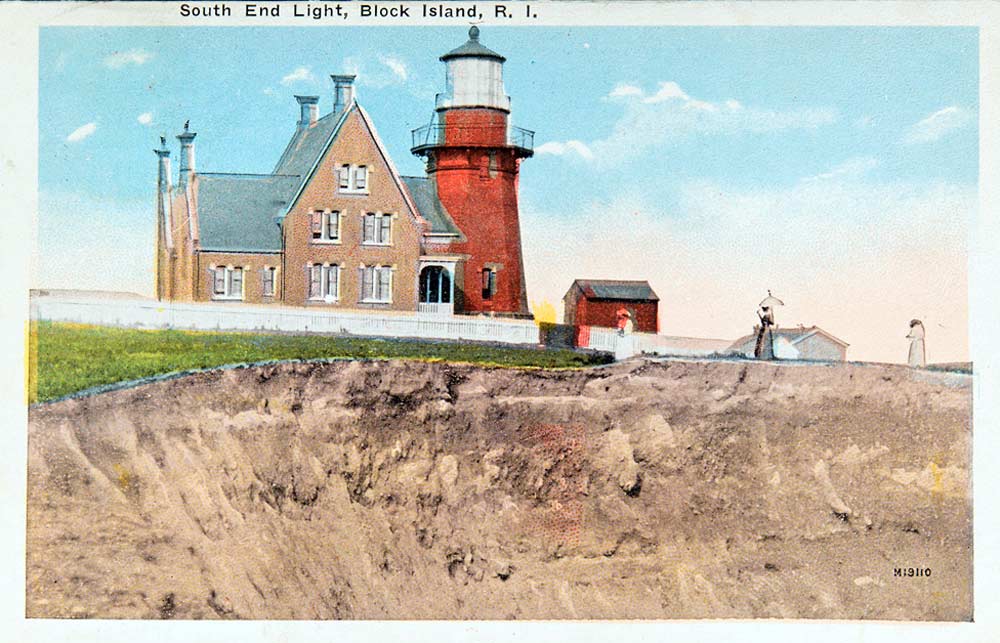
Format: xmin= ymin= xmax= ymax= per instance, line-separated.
xmin=37 ymin=26 xmax=978 ymax=362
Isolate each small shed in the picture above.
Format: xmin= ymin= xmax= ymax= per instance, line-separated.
xmin=728 ymin=325 xmax=849 ymax=361
xmin=563 ymin=279 xmax=660 ymax=333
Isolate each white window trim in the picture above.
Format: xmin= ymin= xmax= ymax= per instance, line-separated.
xmin=310 ymin=210 xmax=342 ymax=245
xmin=210 ymin=264 xmax=245 ymax=301
xmin=261 ymin=265 xmax=278 ymax=298
xmin=337 ymin=163 xmax=371 ymax=195
xmin=360 ymin=263 xmax=394 ymax=304
xmin=307 ymin=263 xmax=341 ymax=303
xmin=361 ymin=211 xmax=394 ymax=247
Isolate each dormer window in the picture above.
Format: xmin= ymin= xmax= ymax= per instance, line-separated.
xmin=310 ymin=210 xmax=341 ymax=243
xmin=338 ymin=164 xmax=369 ymax=194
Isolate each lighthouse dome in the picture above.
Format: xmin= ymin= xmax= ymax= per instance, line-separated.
xmin=440 ymin=26 xmax=507 ymax=62
xmin=436 ymin=27 xmax=511 ymax=112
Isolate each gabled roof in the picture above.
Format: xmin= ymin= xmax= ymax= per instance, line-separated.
xmin=567 ymin=279 xmax=659 ymax=302
xmin=195 ymin=173 xmax=299 ymax=252
xmin=187 ymin=99 xmax=431 ymax=252
xmin=273 ymin=109 xmax=346 ymax=179
xmin=728 ymin=326 xmax=849 ymax=351
xmin=400 ymin=176 xmax=462 ymax=236
xmin=274 ymin=102 xmax=426 ymax=233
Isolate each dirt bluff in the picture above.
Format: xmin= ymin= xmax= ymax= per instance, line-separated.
xmin=27 ymin=358 xmax=971 ymax=619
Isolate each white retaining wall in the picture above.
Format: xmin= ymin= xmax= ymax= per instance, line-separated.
xmin=583 ymin=326 xmax=733 ymax=359
xmin=30 ymin=296 xmax=541 ymax=346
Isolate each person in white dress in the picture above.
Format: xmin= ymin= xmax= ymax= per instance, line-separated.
xmin=906 ymin=319 xmax=926 ymax=368
xmin=615 ymin=310 xmax=637 ymax=360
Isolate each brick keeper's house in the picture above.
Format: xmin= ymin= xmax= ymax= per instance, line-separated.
xmin=155 ymin=27 xmax=534 ymax=318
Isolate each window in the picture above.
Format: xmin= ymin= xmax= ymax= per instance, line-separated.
xmin=310 ymin=210 xmax=340 ymax=243
xmin=308 ymin=263 xmax=340 ymax=302
xmin=482 ymin=268 xmax=496 ymax=300
xmin=211 ymin=266 xmax=243 ymax=300
xmin=361 ymin=265 xmax=393 ymax=303
xmin=337 ymin=164 xmax=369 ymax=193
xmin=362 ymin=212 xmax=392 ymax=245
xmin=262 ymin=266 xmax=277 ymax=297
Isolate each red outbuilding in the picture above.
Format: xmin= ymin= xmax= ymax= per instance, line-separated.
xmin=564 ymin=279 xmax=660 ymax=335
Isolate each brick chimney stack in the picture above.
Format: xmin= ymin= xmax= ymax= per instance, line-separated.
xmin=177 ymin=121 xmax=196 ymax=187
xmin=295 ymin=95 xmax=319 ymax=130
xmin=331 ymin=75 xmax=356 ymax=115
xmin=155 ymin=136 xmax=171 ymax=192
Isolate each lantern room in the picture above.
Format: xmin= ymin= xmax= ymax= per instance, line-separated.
xmin=436 ymin=26 xmax=511 ymax=112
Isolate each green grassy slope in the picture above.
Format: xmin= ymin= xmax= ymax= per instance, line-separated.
xmin=28 ymin=322 xmax=609 ymax=403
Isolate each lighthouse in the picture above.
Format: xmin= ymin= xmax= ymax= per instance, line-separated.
xmin=411 ymin=27 xmax=534 ymax=316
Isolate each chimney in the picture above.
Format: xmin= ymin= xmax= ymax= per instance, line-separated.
xmin=331 ymin=74 xmax=356 ymax=115
xmin=295 ymin=95 xmax=320 ymax=130
xmin=155 ymin=136 xmax=171 ymax=192
xmin=176 ymin=121 xmax=196 ymax=187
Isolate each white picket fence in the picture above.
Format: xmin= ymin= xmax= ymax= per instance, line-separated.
xmin=583 ymin=326 xmax=733 ymax=359
xmin=30 ymin=295 xmax=541 ymax=346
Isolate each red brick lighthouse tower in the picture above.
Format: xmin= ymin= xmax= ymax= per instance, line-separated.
xmin=411 ymin=27 xmax=534 ymax=316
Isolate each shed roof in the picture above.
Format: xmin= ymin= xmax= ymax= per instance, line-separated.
xmin=195 ymin=173 xmax=300 ymax=252
xmin=568 ymin=279 xmax=659 ymax=302
xmin=400 ymin=176 xmax=462 ymax=236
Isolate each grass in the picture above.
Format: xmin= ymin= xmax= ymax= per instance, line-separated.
xmin=28 ymin=321 xmax=610 ymax=403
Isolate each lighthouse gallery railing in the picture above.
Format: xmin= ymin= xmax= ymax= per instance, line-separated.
xmin=410 ymin=123 xmax=534 ymax=155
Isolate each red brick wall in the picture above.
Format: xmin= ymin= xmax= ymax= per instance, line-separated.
xmin=574 ymin=298 xmax=659 ymax=334
xmin=432 ymin=108 xmax=529 ymax=316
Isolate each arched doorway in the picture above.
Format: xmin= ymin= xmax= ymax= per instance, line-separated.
xmin=418 ymin=265 xmax=453 ymax=314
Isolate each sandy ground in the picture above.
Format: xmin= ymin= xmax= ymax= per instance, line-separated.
xmin=26 ymin=357 xmax=972 ymax=620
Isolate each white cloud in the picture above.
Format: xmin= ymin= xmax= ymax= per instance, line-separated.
xmin=800 ymin=156 xmax=878 ymax=183
xmin=66 ymin=122 xmax=97 ymax=143
xmin=341 ymin=55 xmax=413 ymax=89
xmin=904 ymin=106 xmax=972 ymax=144
xmin=380 ymin=55 xmax=408 ymax=82
xmin=545 ymin=80 xmax=837 ymax=166
xmin=342 ymin=56 xmax=362 ymax=77
xmin=535 ymin=140 xmax=594 ymax=160
xmin=642 ymin=81 xmax=690 ymax=104
xmin=686 ymin=99 xmax=718 ymax=112
xmin=137 ymin=112 xmax=153 ymax=125
xmin=103 ymin=48 xmax=153 ymax=69
xmin=608 ymin=83 xmax=643 ymax=99
xmin=855 ymin=115 xmax=875 ymax=128
xmin=280 ymin=66 xmax=316 ymax=86
xmin=522 ymin=165 xmax=972 ymax=363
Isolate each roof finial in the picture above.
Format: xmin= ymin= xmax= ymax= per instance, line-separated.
xmin=183 ymin=119 xmax=190 ymax=132
xmin=469 ymin=25 xmax=480 ymax=41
